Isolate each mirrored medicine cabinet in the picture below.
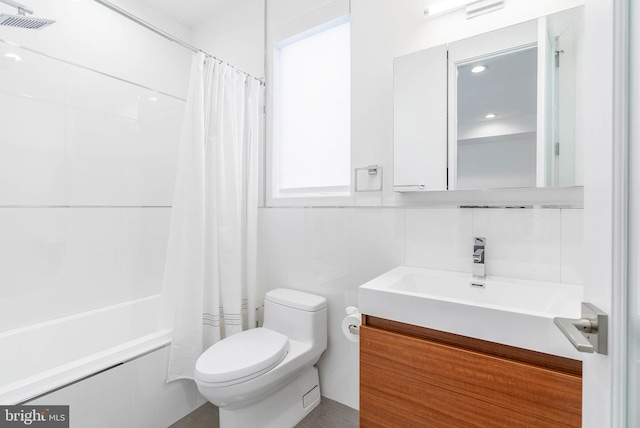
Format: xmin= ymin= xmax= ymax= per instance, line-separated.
xmin=393 ymin=7 xmax=584 ymax=193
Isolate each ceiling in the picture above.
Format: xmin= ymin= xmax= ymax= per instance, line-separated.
xmin=136 ymin=0 xmax=232 ymax=28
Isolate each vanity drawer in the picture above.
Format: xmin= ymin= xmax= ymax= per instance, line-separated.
xmin=360 ymin=320 xmax=582 ymax=428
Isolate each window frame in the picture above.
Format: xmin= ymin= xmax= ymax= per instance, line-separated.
xmin=266 ymin=2 xmax=351 ymax=207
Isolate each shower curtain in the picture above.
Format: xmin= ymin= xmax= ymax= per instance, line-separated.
xmin=164 ymin=52 xmax=261 ymax=382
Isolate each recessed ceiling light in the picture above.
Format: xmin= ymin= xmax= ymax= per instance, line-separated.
xmin=4 ymin=53 xmax=22 ymax=62
xmin=471 ymin=65 xmax=487 ymax=73
xmin=485 ymin=113 xmax=497 ymax=119
xmin=148 ymin=96 xmax=158 ymax=102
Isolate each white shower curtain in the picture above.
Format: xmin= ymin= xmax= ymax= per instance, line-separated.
xmin=164 ymin=52 xmax=261 ymax=382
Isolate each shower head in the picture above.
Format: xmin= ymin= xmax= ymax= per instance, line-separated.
xmin=0 ymin=0 xmax=55 ymax=29
xmin=0 ymin=14 xmax=55 ymax=29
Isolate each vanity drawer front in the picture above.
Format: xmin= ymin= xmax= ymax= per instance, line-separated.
xmin=360 ymin=324 xmax=581 ymax=428
xmin=361 ymin=364 xmax=559 ymax=428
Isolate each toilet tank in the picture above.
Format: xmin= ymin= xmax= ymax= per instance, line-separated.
xmin=263 ymin=289 xmax=327 ymax=349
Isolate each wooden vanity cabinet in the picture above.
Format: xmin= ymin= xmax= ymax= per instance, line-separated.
xmin=360 ymin=316 xmax=582 ymax=428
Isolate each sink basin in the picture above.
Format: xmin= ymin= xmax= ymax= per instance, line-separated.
xmin=359 ymin=266 xmax=584 ymax=360
xmin=387 ymin=268 xmax=581 ymax=316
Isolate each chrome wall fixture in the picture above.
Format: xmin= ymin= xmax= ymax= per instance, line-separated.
xmin=355 ymin=165 xmax=383 ymax=192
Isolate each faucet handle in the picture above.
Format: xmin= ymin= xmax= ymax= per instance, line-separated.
xmin=474 ymin=236 xmax=486 ymax=247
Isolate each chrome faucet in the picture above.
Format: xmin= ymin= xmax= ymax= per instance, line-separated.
xmin=472 ymin=237 xmax=486 ymax=278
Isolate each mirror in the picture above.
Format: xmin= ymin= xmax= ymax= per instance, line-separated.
xmin=393 ymin=7 xmax=584 ymax=192
xmin=454 ymin=46 xmax=538 ymax=189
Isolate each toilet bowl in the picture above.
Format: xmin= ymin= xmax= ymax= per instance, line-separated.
xmin=194 ymin=288 xmax=327 ymax=428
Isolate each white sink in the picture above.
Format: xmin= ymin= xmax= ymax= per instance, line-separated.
xmin=359 ymin=266 xmax=584 ymax=360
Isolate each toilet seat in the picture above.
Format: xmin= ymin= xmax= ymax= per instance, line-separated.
xmin=195 ymin=328 xmax=289 ymax=387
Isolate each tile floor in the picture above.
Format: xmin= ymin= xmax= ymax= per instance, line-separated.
xmin=169 ymin=397 xmax=359 ymax=428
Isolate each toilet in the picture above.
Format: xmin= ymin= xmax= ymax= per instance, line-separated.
xmin=194 ymin=288 xmax=328 ymax=428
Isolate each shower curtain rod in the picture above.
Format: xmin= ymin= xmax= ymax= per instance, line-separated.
xmin=93 ymin=0 xmax=265 ymax=86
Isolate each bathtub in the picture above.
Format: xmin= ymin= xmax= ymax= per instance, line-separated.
xmin=0 ymin=295 xmax=171 ymax=405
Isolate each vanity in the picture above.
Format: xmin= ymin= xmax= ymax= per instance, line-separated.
xmin=358 ymin=267 xmax=584 ymax=427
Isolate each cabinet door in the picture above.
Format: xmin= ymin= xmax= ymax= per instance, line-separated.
xmin=393 ymin=44 xmax=448 ymax=192
xmin=360 ymin=324 xmax=581 ymax=428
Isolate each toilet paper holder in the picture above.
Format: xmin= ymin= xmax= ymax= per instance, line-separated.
xmin=344 ymin=306 xmax=361 ymax=338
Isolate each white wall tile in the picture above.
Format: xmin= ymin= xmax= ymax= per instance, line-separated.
xmin=304 ymin=208 xmax=351 ymax=289
xmin=0 ymin=94 xmax=66 ymax=205
xmin=0 ymin=207 xmax=174 ymax=332
xmin=259 ymin=207 xmax=352 ymax=294
xmin=117 ymin=17 xmax=192 ymax=98
xmin=65 ymin=66 xmax=132 ymax=119
xmin=0 ymin=46 xmax=184 ymax=208
xmin=349 ymin=208 xmax=404 ymax=289
xmin=561 ymin=209 xmax=584 ymax=284
xmin=258 ymin=208 xmax=307 ymax=293
xmin=0 ymin=209 xmax=66 ymax=331
xmin=405 ymin=208 xmax=473 ymax=272
xmin=65 ymin=108 xmax=123 ymax=206
xmin=63 ymin=208 xmax=124 ymax=308
xmin=472 ymin=208 xmax=562 ymax=282
xmin=120 ymin=208 xmax=172 ymax=300
xmin=121 ymin=103 xmax=183 ymax=206
xmin=0 ymin=43 xmax=66 ymax=105
xmin=65 ymin=0 xmax=191 ymax=99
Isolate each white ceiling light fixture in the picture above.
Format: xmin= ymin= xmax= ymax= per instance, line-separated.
xmin=471 ymin=65 xmax=487 ymax=73
xmin=485 ymin=113 xmax=497 ymax=119
xmin=424 ymin=0 xmax=504 ymax=19
xmin=466 ymin=0 xmax=504 ymax=18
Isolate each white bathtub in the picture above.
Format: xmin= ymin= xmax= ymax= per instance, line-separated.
xmin=0 ymin=295 xmax=171 ymax=404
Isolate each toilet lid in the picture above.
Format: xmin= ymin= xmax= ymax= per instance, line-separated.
xmin=195 ymin=328 xmax=289 ymax=384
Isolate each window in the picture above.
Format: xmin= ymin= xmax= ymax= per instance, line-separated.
xmin=273 ymin=17 xmax=351 ymax=198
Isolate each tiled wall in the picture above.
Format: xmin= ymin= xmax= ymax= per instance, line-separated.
xmin=0 ymin=208 xmax=171 ymax=331
xmin=0 ymin=0 xmax=190 ymax=332
xmin=405 ymin=208 xmax=584 ymax=284
xmin=257 ymin=206 xmax=584 ymax=409
xmin=1 ymin=0 xmax=197 ymax=422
